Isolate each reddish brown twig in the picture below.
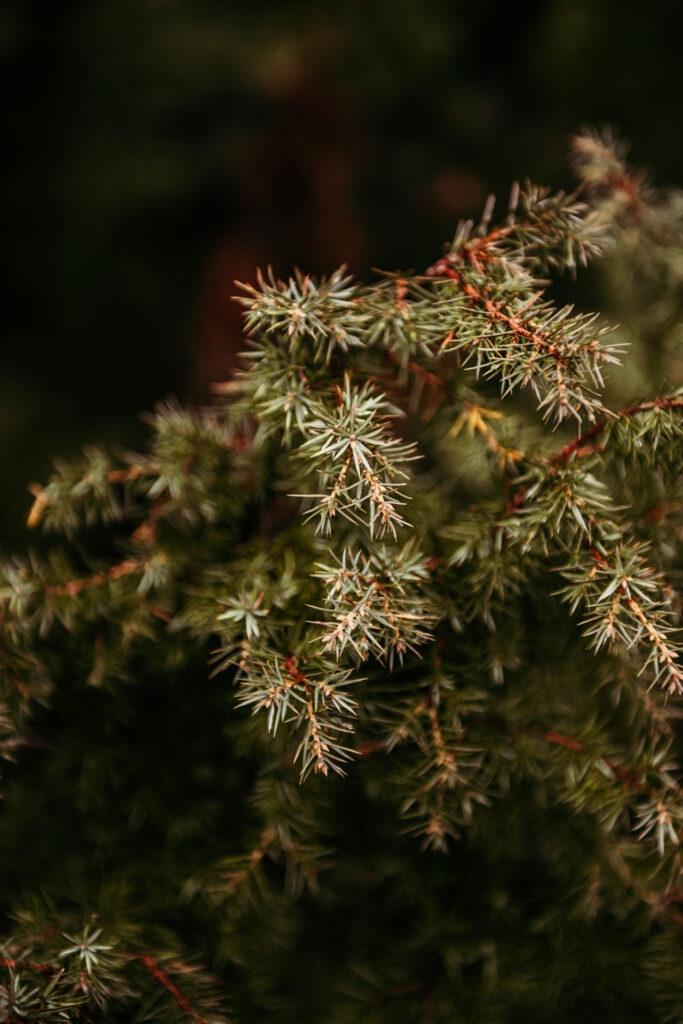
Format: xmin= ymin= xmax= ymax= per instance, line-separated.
xmin=435 ymin=266 xmax=572 ymax=365
xmin=359 ymin=719 xmax=664 ymax=800
xmin=540 ymin=730 xmax=651 ymax=793
xmin=126 ymin=954 xmax=207 ymax=1023
xmin=27 ymin=466 xmax=155 ymax=529
xmin=425 ymin=225 xmax=518 ymax=279
xmin=45 ymin=559 xmax=141 ymax=598
xmin=0 ymin=958 xmax=57 ymax=975
xmin=505 ymin=485 xmax=528 ymax=517
xmin=282 ymin=655 xmax=308 ymax=688
xmin=502 ymin=395 xmax=683 ymax=513
xmin=105 ymin=465 xmax=153 ymax=484
xmin=384 ymin=349 xmax=452 ymax=399
xmin=553 ymin=396 xmax=683 ymax=466
xmin=542 ymin=730 xmax=584 ymax=753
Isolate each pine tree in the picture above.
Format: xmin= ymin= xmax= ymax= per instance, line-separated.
xmin=2 ymin=133 xmax=683 ymax=1021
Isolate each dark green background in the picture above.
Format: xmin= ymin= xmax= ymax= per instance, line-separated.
xmin=2 ymin=0 xmax=681 ymax=547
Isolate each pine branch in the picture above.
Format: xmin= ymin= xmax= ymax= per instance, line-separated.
xmin=296 ymin=374 xmax=419 ymax=538
xmin=553 ymin=394 xmax=683 ymax=466
xmin=234 ymin=653 xmax=358 ymax=779
xmin=311 ymin=542 xmax=433 ymax=666
xmin=0 ymin=924 xmax=230 ymax=1024
xmin=126 ymin=954 xmax=208 ymax=1024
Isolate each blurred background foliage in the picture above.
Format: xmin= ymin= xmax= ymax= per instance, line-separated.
xmin=2 ymin=0 xmax=682 ymax=548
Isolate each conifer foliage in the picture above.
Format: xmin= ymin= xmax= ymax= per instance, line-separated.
xmin=2 ymin=134 xmax=683 ymax=1021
